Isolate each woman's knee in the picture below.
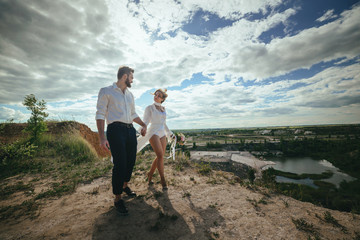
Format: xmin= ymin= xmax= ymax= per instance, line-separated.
xmin=155 ymin=153 xmax=164 ymax=161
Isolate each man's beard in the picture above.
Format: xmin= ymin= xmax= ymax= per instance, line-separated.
xmin=125 ymin=76 xmax=131 ymax=88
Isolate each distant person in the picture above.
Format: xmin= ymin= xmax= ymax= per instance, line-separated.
xmin=137 ymin=88 xmax=174 ymax=190
xmin=96 ymin=66 xmax=147 ymax=215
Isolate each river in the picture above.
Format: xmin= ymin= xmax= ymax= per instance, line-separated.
xmin=266 ymin=156 xmax=356 ymax=188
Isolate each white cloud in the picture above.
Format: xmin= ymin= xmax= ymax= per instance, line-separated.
xmin=161 ymin=61 xmax=360 ymax=129
xmin=125 ymin=0 xmax=192 ymax=36
xmin=226 ymin=5 xmax=360 ymax=80
xmin=288 ymin=64 xmax=360 ymax=108
xmin=0 ymin=107 xmax=28 ymax=122
xmin=105 ymin=0 xmax=294 ymax=94
xmin=0 ymin=0 xmax=122 ymax=104
xmin=316 ymin=9 xmax=337 ymax=22
xmin=47 ymin=97 xmax=98 ymax=126
xmin=181 ymin=0 xmax=283 ymax=19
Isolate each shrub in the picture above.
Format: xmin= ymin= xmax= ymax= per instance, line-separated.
xmin=261 ymin=168 xmax=276 ymax=183
xmin=196 ymin=162 xmax=212 ymax=175
xmin=291 ymin=217 xmax=319 ymax=237
xmin=0 ymin=141 xmax=39 ymax=179
xmin=23 ymin=94 xmax=48 ymax=143
xmin=248 ymin=168 xmax=255 ymax=183
xmin=184 ymin=150 xmax=191 ymax=158
xmin=206 ymin=141 xmax=222 ymax=149
xmin=0 ymin=141 xmax=37 ymax=165
xmin=173 ymin=151 xmax=190 ymax=171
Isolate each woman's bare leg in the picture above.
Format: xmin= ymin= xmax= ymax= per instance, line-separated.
xmin=147 ymin=158 xmax=157 ymax=183
xmin=149 ymin=135 xmax=167 ymax=187
xmin=159 ymin=136 xmax=167 ymax=187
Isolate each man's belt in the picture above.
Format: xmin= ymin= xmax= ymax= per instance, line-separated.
xmin=112 ymin=121 xmax=133 ymax=128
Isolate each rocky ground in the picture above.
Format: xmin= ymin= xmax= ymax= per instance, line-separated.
xmin=1 ymin=162 xmax=359 ymax=240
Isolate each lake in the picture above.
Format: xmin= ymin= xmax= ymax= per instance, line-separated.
xmin=267 ymin=157 xmax=356 ymax=188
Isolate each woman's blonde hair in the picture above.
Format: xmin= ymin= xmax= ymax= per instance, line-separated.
xmin=152 ymin=88 xmax=168 ymax=103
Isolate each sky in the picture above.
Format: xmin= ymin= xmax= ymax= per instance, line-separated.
xmin=0 ymin=0 xmax=360 ymax=131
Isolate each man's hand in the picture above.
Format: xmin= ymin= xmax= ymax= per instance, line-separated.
xmin=96 ymin=119 xmax=110 ymax=152
xmin=133 ymin=117 xmax=147 ymax=136
xmin=100 ymin=138 xmax=110 ymax=152
xmin=141 ymin=125 xmax=147 ymax=136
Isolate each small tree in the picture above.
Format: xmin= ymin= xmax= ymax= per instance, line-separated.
xmin=23 ymin=94 xmax=48 ymax=142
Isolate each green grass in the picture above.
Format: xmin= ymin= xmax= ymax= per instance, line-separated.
xmin=54 ymin=134 xmax=98 ymax=164
xmin=195 ymin=161 xmax=212 ymax=175
xmin=313 ymin=180 xmax=336 ymax=189
xmin=0 ymin=133 xmax=101 ymax=180
xmin=166 ymin=151 xmax=190 ymax=171
xmin=282 ymin=199 xmax=289 ymax=207
xmin=0 ymin=182 xmax=34 ymax=200
xmin=315 ymin=211 xmax=348 ymax=233
xmin=291 ymin=217 xmax=319 ymax=238
xmin=0 ymin=140 xmax=39 ymax=178
xmin=265 ymin=168 xmax=334 ymax=180
xmin=182 ymin=191 xmax=191 ymax=198
xmin=0 ymin=131 xmax=113 ymax=220
xmin=0 ymin=200 xmax=39 ymax=220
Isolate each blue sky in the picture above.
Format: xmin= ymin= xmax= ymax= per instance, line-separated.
xmin=0 ymin=0 xmax=359 ymax=131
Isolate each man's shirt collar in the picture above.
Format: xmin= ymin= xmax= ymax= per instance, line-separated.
xmin=112 ymin=82 xmax=128 ymax=93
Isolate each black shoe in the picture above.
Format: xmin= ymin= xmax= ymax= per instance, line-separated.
xmin=114 ymin=199 xmax=128 ymax=216
xmin=123 ymin=187 xmax=136 ymax=197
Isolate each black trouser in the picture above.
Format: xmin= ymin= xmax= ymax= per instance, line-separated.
xmin=107 ymin=122 xmax=137 ymax=195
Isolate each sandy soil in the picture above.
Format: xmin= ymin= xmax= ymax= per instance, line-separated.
xmin=1 ymin=164 xmax=359 ymax=240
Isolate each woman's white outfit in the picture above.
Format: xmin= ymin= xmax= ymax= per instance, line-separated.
xmin=137 ymin=103 xmax=173 ymax=153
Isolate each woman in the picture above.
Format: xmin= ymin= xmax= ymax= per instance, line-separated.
xmin=137 ymin=89 xmax=174 ymax=190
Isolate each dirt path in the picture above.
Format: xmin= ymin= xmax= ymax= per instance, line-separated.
xmin=1 ymin=166 xmax=359 ymax=240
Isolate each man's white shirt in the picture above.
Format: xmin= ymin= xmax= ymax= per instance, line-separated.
xmin=96 ymin=83 xmax=139 ymax=125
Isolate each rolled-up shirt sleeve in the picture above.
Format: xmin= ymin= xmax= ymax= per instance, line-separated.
xmin=95 ymin=88 xmax=108 ymax=120
xmin=130 ymin=94 xmax=139 ymax=120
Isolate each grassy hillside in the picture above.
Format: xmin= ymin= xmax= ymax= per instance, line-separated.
xmin=0 ymin=121 xmax=191 ymax=220
xmin=0 ymin=121 xmax=113 ymax=219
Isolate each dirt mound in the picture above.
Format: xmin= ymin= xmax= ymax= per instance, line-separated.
xmin=0 ymin=123 xmax=28 ymax=144
xmin=0 ymin=121 xmax=110 ymax=158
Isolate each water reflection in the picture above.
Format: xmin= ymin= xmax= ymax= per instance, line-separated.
xmin=268 ymin=157 xmax=356 ymax=188
xmin=275 ymin=176 xmax=318 ymax=189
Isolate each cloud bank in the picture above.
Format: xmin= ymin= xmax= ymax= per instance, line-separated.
xmin=0 ymin=0 xmax=359 ymax=130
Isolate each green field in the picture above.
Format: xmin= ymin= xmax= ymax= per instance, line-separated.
xmin=175 ymin=124 xmax=360 ymax=213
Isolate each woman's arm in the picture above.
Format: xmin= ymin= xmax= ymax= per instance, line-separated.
xmin=164 ymin=109 xmax=173 ymax=139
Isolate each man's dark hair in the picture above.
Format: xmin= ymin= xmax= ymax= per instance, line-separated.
xmin=117 ymin=66 xmax=134 ymax=80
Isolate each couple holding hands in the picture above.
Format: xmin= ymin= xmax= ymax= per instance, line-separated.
xmin=95 ymin=66 xmax=174 ymax=215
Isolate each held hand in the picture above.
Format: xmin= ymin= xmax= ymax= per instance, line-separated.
xmin=141 ymin=125 xmax=147 ymax=136
xmin=100 ymin=138 xmax=110 ymax=152
xmin=170 ymin=134 xmax=176 ymax=140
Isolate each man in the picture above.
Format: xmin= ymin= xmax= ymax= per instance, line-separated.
xmin=96 ymin=66 xmax=147 ymax=215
